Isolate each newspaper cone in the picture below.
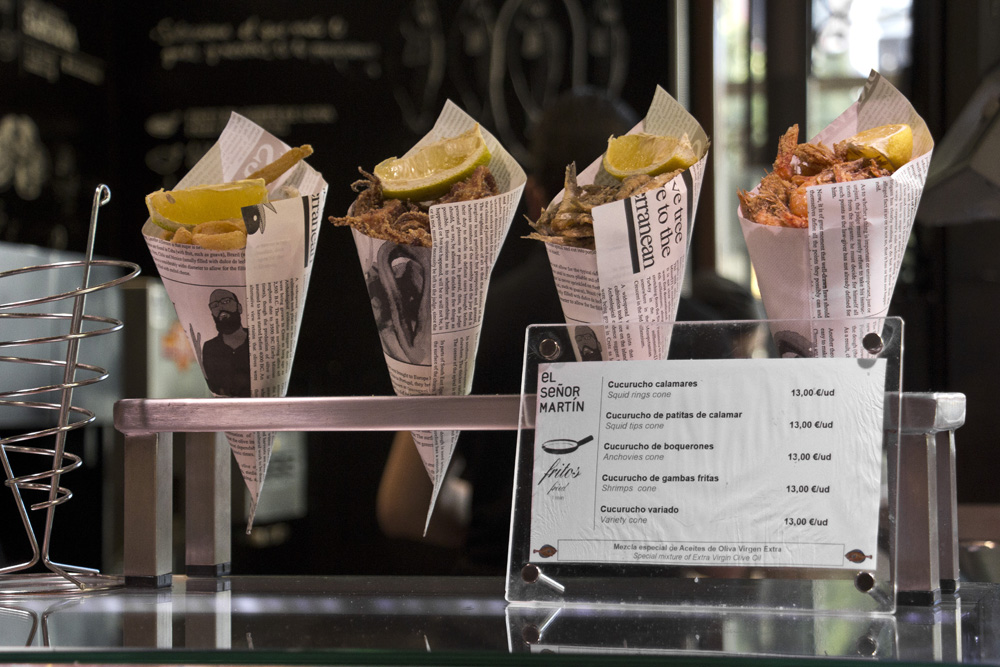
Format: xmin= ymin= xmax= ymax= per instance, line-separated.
xmin=345 ymin=101 xmax=525 ymax=532
xmin=540 ymin=86 xmax=709 ymax=361
xmin=143 ymin=112 xmax=328 ymax=531
xmin=738 ymin=71 xmax=933 ymax=358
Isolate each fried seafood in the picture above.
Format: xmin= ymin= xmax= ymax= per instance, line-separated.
xmin=433 ymin=164 xmax=498 ymax=204
xmin=248 ymin=144 xmax=313 ymax=185
xmin=526 ymin=162 xmax=681 ymax=249
xmin=738 ymin=124 xmax=896 ymax=228
xmin=329 ymin=165 xmax=499 ymax=247
xmin=149 ymin=144 xmax=316 ymax=250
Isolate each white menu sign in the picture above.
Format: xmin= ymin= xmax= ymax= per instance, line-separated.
xmin=530 ymin=358 xmax=886 ymax=569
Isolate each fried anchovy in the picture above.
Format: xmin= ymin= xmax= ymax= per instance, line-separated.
xmin=526 ymin=163 xmax=682 ymax=249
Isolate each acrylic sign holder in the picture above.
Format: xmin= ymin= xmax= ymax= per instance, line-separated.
xmin=506 ymin=318 xmax=902 ymax=614
xmin=505 ymin=601 xmax=899 ymax=659
xmin=0 ymin=185 xmax=140 ymax=594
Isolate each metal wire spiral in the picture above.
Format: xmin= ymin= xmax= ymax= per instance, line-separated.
xmin=0 ymin=185 xmax=140 ymax=594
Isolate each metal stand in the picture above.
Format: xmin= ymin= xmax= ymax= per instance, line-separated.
xmin=114 ymin=394 xmax=524 ymax=586
xmin=114 ymin=391 xmax=964 ymax=602
xmin=894 ymin=392 xmax=966 ymax=605
xmin=0 ymin=185 xmax=140 ymax=594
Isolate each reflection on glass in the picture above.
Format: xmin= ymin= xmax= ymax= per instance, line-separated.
xmin=711 ymin=0 xmax=912 ymax=290
xmin=810 ymin=0 xmax=913 ymax=133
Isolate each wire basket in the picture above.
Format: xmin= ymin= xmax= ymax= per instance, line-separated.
xmin=0 ymin=185 xmax=140 ymax=594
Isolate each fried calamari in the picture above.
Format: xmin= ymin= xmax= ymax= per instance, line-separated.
xmin=738 ymin=124 xmax=894 ymax=228
xmin=329 ymin=165 xmax=499 ymax=247
xmin=526 ymin=162 xmax=681 ymax=249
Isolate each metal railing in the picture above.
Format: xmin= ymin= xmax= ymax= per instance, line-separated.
xmin=114 ymin=391 xmax=965 ymax=604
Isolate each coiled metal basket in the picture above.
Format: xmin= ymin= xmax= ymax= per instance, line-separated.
xmin=0 ymin=185 xmax=140 ymax=594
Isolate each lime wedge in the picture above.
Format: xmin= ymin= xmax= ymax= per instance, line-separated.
xmin=146 ymin=178 xmax=268 ymax=232
xmin=374 ymin=125 xmax=491 ymax=201
xmin=603 ymin=132 xmax=699 ymax=180
xmin=839 ymin=123 xmax=913 ymax=170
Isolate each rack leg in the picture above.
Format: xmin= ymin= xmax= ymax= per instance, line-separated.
xmin=936 ymin=429 xmax=960 ymax=593
xmin=185 ymin=432 xmax=231 ymax=576
xmin=124 ymin=432 xmax=173 ymax=588
xmin=897 ymin=431 xmax=941 ymax=606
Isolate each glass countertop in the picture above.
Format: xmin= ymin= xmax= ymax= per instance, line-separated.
xmin=0 ymin=576 xmax=998 ymax=665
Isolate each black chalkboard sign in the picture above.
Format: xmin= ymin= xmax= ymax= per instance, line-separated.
xmin=95 ymin=0 xmax=676 ymax=395
xmin=108 ymin=2 xmax=674 ymax=249
xmin=0 ymin=0 xmax=114 ymax=251
xmin=2 ymin=0 xmax=682 ymax=575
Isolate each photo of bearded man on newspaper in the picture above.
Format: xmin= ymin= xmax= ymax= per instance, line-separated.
xmin=188 ymin=288 xmax=252 ymax=397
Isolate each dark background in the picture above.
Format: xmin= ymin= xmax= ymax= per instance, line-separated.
xmin=2 ymin=0 xmax=999 ymax=575
xmin=1 ymin=0 xmax=678 ymax=574
xmin=86 ymin=0 xmax=674 ymax=404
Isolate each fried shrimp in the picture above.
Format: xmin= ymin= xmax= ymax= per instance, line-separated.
xmin=329 ymin=165 xmax=499 ymax=247
xmin=739 ymin=124 xmax=895 ymax=228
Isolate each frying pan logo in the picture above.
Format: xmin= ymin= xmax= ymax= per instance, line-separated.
xmin=541 ymin=434 xmax=593 ymax=455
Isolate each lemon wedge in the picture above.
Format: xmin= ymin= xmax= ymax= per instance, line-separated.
xmin=602 ymin=132 xmax=699 ymax=180
xmin=374 ymin=124 xmax=491 ymax=201
xmin=838 ymin=123 xmax=913 ymax=171
xmin=146 ymin=178 xmax=268 ymax=232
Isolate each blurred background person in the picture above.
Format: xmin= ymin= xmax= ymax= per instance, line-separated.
xmin=376 ymin=87 xmax=641 ymax=568
xmin=376 ymin=86 xmax=762 ymax=573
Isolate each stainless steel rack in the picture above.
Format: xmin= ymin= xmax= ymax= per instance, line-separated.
xmin=114 ymin=391 xmax=965 ymax=605
xmin=114 ymin=393 xmax=524 ymax=586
